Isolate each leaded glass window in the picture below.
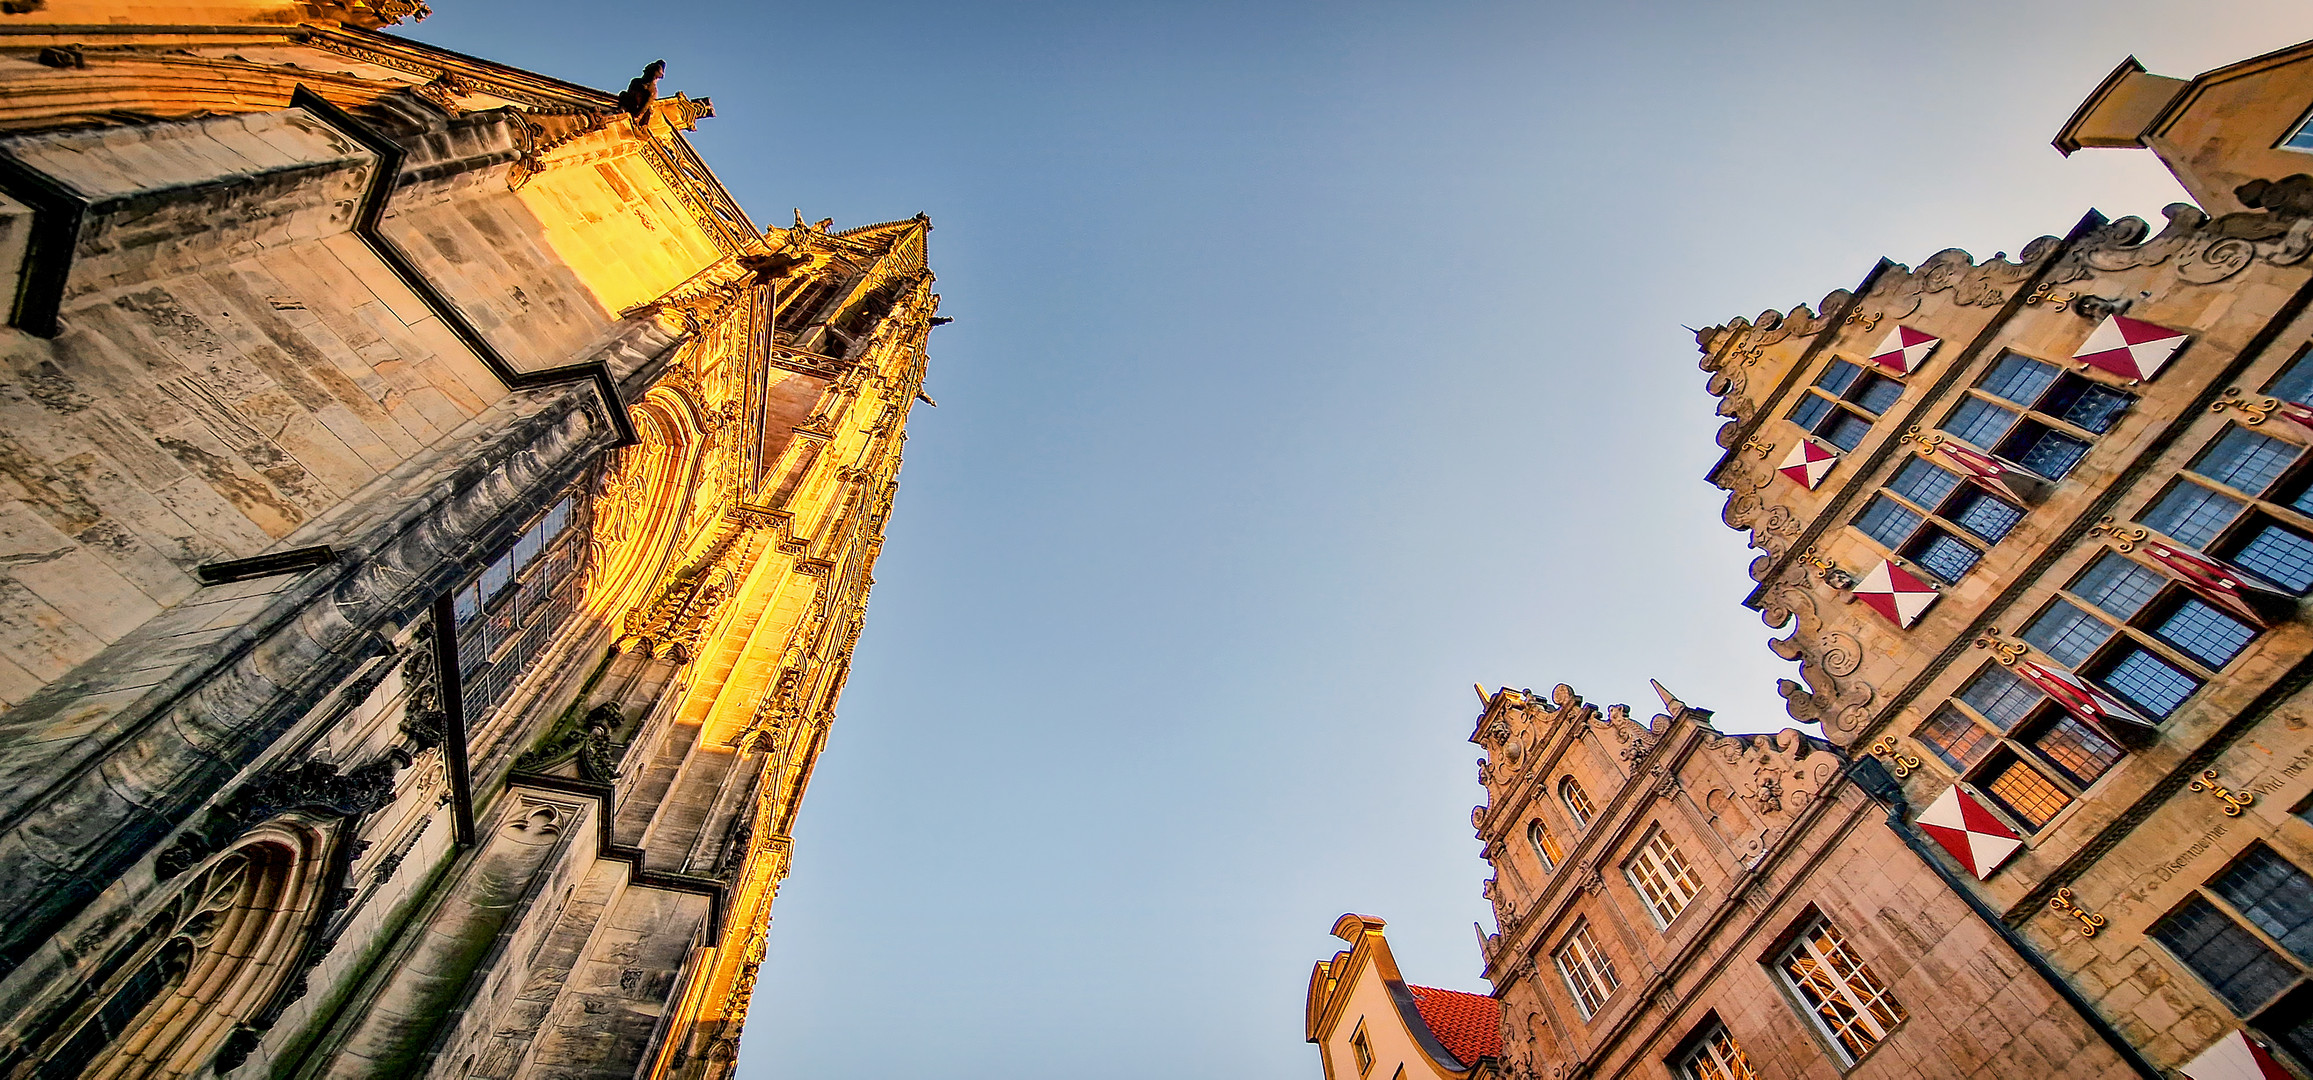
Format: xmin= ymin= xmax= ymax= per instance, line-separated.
xmin=2028 ymin=716 xmax=2122 ymax=787
xmin=2153 ymin=598 xmax=2257 ymax=669
xmin=1854 ymin=496 xmax=1923 ymax=549
xmin=2097 ymin=647 xmax=2200 ymax=718
xmin=1940 ymin=351 xmax=2133 ymax=479
xmin=2216 ymin=847 xmax=2313 ymax=963
xmin=453 ymin=492 xmax=590 ymax=724
xmin=1957 ymin=665 xmax=2041 ymax=729
xmin=2022 ymin=600 xmax=2114 ymax=668
xmin=2072 ymin=552 xmax=2163 ymax=620
xmin=1848 ymin=457 xmax=2018 ymax=584
xmin=1787 ymin=358 xmax=1905 ymax=452
xmin=2235 ymin=522 xmax=2313 ymax=592
xmin=1981 ymin=755 xmax=2071 ymax=830
xmin=2196 ymin=428 xmax=2298 ymax=495
xmin=1918 ymin=705 xmax=1996 ymax=768
xmin=2144 ymin=483 xmax=2248 ymax=549
xmin=2154 ymin=896 xmax=2301 ymax=1013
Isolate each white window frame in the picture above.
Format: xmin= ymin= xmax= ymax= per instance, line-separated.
xmin=2281 ymin=104 xmax=2313 ymax=153
xmin=1775 ymin=916 xmax=1906 ymax=1065
xmin=1678 ymin=1022 xmax=1758 ymax=1080
xmin=1528 ymin=819 xmax=1561 ymax=873
xmin=1627 ymin=828 xmax=1703 ymax=928
xmin=1559 ymin=777 xmax=1595 ymax=829
xmin=1554 ymin=920 xmax=1620 ymax=1019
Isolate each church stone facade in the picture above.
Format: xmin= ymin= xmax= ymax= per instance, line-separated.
xmin=1320 ymin=33 xmax=2313 ymax=1080
xmin=0 ymin=4 xmax=937 ymax=1078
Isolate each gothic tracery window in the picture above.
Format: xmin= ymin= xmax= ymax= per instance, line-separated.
xmin=28 ymin=832 xmax=326 ymax=1080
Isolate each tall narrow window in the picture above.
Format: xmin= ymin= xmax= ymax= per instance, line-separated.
xmin=1627 ymin=829 xmax=1703 ymax=928
xmin=1559 ymin=777 xmax=1596 ymax=829
xmin=1777 ymin=915 xmax=1906 ymax=1064
xmin=1528 ymin=820 xmax=1564 ymax=873
xmin=453 ymin=492 xmax=592 ymax=725
xmin=1678 ymin=1023 xmax=1758 ymax=1080
xmin=1555 ymin=920 xmax=1620 ymax=1019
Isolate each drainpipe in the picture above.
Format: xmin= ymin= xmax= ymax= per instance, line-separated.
xmin=1845 ymin=757 xmax=2163 ymax=1080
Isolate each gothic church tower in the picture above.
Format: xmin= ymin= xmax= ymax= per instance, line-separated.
xmin=0 ymin=3 xmax=936 ymax=1077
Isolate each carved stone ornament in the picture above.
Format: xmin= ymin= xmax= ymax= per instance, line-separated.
xmin=398 ymin=633 xmax=446 ymax=750
xmin=154 ymin=758 xmax=402 ymax=880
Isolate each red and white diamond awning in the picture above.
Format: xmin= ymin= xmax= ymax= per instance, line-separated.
xmin=2183 ymin=1030 xmax=2294 ymax=1080
xmin=2141 ymin=541 xmax=2293 ymax=628
xmin=1778 ymin=439 xmax=1838 ymax=489
xmin=2074 ymin=315 xmax=2190 ymax=382
xmin=1925 ymin=440 xmax=2049 ymax=505
xmin=1918 ymin=784 xmax=2023 ymax=880
xmin=1868 ymin=325 xmax=1939 ymax=374
xmin=2011 ymin=657 xmax=2157 ymax=737
xmin=2273 ymin=398 xmax=2313 ymax=436
xmin=1855 ymin=559 xmax=1938 ymax=628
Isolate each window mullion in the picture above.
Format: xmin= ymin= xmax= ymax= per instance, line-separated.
xmin=2113 ymin=624 xmax=2221 ymax=680
xmin=2201 ymin=884 xmax=2313 ymax=979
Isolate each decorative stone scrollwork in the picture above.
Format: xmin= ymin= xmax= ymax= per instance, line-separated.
xmin=153 ymin=759 xmax=401 ymax=880
xmin=1816 ymin=631 xmax=1863 ymax=678
xmin=399 ymin=633 xmax=445 ymax=751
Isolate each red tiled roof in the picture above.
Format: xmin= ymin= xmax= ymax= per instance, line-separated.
xmin=1406 ymin=984 xmax=1502 ymax=1065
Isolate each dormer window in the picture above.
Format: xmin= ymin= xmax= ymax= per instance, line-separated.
xmin=2286 ymin=110 xmax=2313 ymax=152
xmin=1560 ymin=777 xmax=1596 ymax=829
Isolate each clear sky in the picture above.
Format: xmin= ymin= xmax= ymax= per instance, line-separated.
xmin=413 ymin=3 xmax=2313 ymax=1076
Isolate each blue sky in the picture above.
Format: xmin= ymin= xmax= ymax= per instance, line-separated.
xmin=414 ymin=4 xmax=2313 ymax=1076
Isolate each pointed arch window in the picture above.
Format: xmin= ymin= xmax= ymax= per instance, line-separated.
xmin=1560 ymin=777 xmax=1596 ymax=829
xmin=23 ymin=828 xmax=329 ymax=1079
xmin=1529 ymin=820 xmax=1565 ymax=873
